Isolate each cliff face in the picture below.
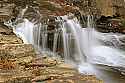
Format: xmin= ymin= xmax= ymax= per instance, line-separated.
xmin=96 ymin=0 xmax=125 ymax=17
xmin=68 ymin=0 xmax=125 ymax=17
xmin=1 ymin=0 xmax=125 ymax=18
xmin=96 ymin=0 xmax=114 ymax=16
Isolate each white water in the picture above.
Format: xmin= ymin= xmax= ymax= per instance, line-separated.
xmin=13 ymin=19 xmax=34 ymax=44
xmin=53 ymin=32 xmax=59 ymax=53
xmin=13 ymin=13 xmax=125 ymax=70
xmin=59 ymin=15 xmax=125 ymax=83
xmin=6 ymin=6 xmax=125 ymax=82
xmin=61 ymin=16 xmax=85 ymax=66
xmin=58 ymin=15 xmax=125 ymax=79
xmin=41 ymin=24 xmax=48 ymax=51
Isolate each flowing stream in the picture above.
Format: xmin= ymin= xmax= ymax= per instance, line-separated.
xmin=6 ymin=6 xmax=125 ymax=83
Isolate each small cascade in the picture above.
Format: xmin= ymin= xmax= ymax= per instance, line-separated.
xmin=4 ymin=5 xmax=125 ymax=82
xmin=4 ymin=4 xmax=125 ymax=79
xmin=56 ymin=15 xmax=88 ymax=66
xmin=79 ymin=15 xmax=125 ymax=68
xmin=4 ymin=6 xmax=42 ymax=51
xmin=14 ymin=19 xmax=34 ymax=44
xmin=41 ymin=24 xmax=48 ymax=51
xmin=53 ymin=30 xmax=59 ymax=53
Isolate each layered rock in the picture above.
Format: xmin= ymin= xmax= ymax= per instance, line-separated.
xmin=67 ymin=0 xmax=125 ymax=17
xmin=0 ymin=1 xmax=14 ymax=22
xmin=96 ymin=0 xmax=125 ymax=17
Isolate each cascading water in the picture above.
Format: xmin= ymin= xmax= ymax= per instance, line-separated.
xmin=41 ymin=24 xmax=48 ymax=51
xmin=73 ymin=15 xmax=125 ymax=72
xmin=53 ymin=30 xmax=59 ymax=53
xmin=60 ymin=15 xmax=86 ymax=66
xmin=5 ymin=6 xmax=43 ymax=52
xmin=59 ymin=15 xmax=125 ymax=83
xmin=14 ymin=19 xmax=34 ymax=44
xmin=5 ymin=5 xmax=125 ymax=82
xmin=5 ymin=6 xmax=63 ymax=55
xmin=69 ymin=15 xmax=125 ymax=68
xmin=85 ymin=22 xmax=125 ymax=67
xmin=7 ymin=7 xmax=125 ymax=69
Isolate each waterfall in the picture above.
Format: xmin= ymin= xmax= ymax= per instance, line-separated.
xmin=53 ymin=30 xmax=59 ymax=53
xmin=71 ymin=15 xmax=125 ymax=68
xmin=5 ymin=5 xmax=125 ymax=74
xmin=59 ymin=15 xmax=125 ymax=75
xmin=4 ymin=4 xmax=125 ymax=82
xmin=60 ymin=15 xmax=86 ymax=66
xmin=4 ymin=6 xmax=43 ymax=52
xmin=14 ymin=19 xmax=34 ymax=44
xmin=84 ymin=16 xmax=125 ymax=67
xmin=40 ymin=22 xmax=48 ymax=52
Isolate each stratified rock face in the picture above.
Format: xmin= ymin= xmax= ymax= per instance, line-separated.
xmin=113 ymin=0 xmax=125 ymax=18
xmin=0 ymin=2 xmax=14 ymax=22
xmin=0 ymin=25 xmax=23 ymax=44
xmin=66 ymin=0 xmax=100 ymax=16
xmin=68 ymin=0 xmax=125 ymax=17
xmin=36 ymin=0 xmax=76 ymax=16
xmin=0 ymin=44 xmax=36 ymax=59
xmin=96 ymin=0 xmax=114 ymax=16
xmin=0 ymin=24 xmax=14 ymax=35
xmin=0 ymin=35 xmax=23 ymax=44
xmin=96 ymin=0 xmax=125 ymax=17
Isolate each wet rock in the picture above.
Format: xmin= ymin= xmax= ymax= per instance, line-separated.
xmin=96 ymin=16 xmax=125 ymax=33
